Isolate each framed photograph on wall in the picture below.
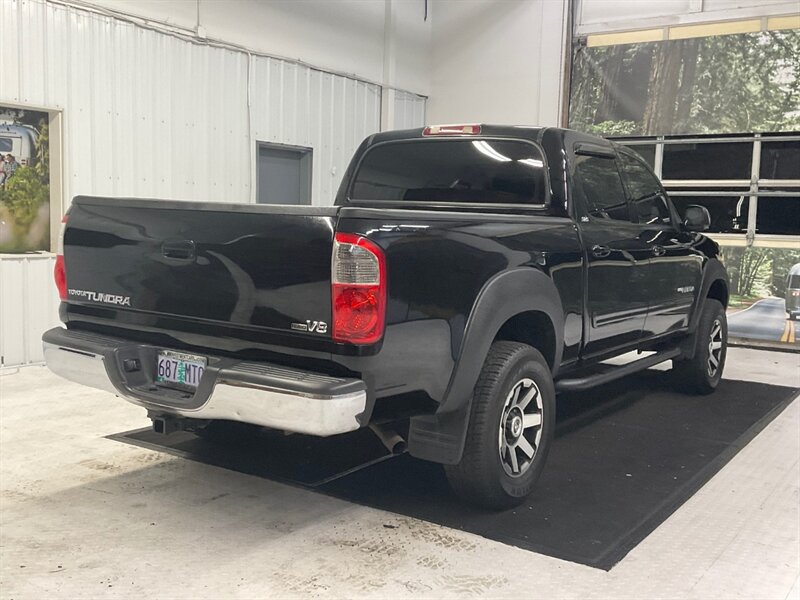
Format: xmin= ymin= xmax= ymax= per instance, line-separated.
xmin=0 ymin=105 xmax=60 ymax=253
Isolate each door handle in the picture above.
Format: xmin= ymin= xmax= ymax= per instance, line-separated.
xmin=591 ymin=244 xmax=611 ymax=258
xmin=652 ymin=245 xmax=666 ymax=257
xmin=161 ymin=239 xmax=196 ymax=261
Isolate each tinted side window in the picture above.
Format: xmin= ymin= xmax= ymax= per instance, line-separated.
xmin=618 ymin=151 xmax=672 ymax=226
xmin=573 ymin=154 xmax=630 ymax=222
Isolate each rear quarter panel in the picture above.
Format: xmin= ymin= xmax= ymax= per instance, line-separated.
xmin=335 ymin=208 xmax=584 ymax=402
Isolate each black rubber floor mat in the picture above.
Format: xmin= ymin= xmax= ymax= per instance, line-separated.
xmin=111 ymin=424 xmax=392 ymax=487
xmin=111 ymin=372 xmax=798 ymax=570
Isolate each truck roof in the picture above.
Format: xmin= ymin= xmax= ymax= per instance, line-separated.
xmin=362 ymin=124 xmax=613 ymax=149
xmin=366 ymin=124 xmax=549 ymax=144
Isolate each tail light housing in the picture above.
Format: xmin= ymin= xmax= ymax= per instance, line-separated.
xmin=331 ymin=233 xmax=386 ymax=344
xmin=54 ymin=215 xmax=68 ymax=300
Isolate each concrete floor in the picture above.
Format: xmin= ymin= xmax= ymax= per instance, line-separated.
xmin=1 ymin=347 xmax=798 ymax=599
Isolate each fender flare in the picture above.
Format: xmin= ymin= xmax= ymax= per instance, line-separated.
xmin=688 ymin=258 xmax=728 ymax=334
xmin=680 ymin=258 xmax=728 ymax=360
xmin=408 ymin=268 xmax=565 ymax=464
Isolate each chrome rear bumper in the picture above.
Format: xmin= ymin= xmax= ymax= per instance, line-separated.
xmin=42 ymin=327 xmax=368 ymax=436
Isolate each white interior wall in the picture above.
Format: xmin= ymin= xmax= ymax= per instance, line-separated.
xmin=0 ymin=0 xmax=386 ymax=208
xmin=79 ymin=0 xmax=432 ymax=96
xmin=426 ymin=0 xmax=568 ymax=127
xmin=0 ymin=256 xmax=60 ymax=368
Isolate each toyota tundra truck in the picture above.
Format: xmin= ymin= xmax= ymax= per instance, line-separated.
xmin=43 ymin=125 xmax=729 ymax=509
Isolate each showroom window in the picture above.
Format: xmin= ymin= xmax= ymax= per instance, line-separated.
xmin=661 ymin=141 xmax=753 ymax=181
xmin=755 ymin=194 xmax=800 ymax=236
xmin=760 ymin=140 xmax=800 ymax=180
xmin=614 ymin=133 xmax=800 ymax=239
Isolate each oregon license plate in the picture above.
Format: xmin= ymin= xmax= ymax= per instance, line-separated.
xmin=156 ymin=351 xmax=206 ymax=389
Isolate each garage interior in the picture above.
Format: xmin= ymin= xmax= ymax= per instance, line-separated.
xmin=1 ymin=0 xmax=799 ymax=598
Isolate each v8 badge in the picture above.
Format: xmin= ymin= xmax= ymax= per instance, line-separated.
xmin=291 ymin=320 xmax=328 ymax=334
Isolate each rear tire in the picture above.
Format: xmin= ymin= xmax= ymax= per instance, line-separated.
xmin=673 ymin=299 xmax=727 ymax=395
xmin=445 ymin=342 xmax=555 ymax=510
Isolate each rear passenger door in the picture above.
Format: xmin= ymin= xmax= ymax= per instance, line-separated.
xmin=572 ymin=145 xmax=652 ymax=357
xmin=616 ymin=148 xmax=703 ymax=338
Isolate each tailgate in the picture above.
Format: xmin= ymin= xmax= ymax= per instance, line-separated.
xmin=63 ymin=197 xmax=338 ymax=340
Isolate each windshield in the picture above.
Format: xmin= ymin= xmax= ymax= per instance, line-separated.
xmin=349 ymin=139 xmax=547 ymax=206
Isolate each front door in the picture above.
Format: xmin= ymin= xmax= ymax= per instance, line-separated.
xmin=616 ymin=148 xmax=703 ymax=338
xmin=572 ymin=148 xmax=652 ymax=357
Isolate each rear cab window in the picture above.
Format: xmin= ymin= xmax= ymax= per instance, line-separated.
xmin=348 ymin=139 xmax=548 ymax=207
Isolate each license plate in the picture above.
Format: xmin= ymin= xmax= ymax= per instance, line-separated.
xmin=156 ymin=351 xmax=207 ymax=389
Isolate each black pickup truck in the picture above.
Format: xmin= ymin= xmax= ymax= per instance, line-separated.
xmin=43 ymin=125 xmax=729 ymax=508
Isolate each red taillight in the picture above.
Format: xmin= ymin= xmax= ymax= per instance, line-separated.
xmin=54 ymin=215 xmax=68 ymax=300
xmin=54 ymin=255 xmax=67 ymax=300
xmin=792 ymin=290 xmax=800 ymax=297
xmin=331 ymin=233 xmax=386 ymax=344
xmin=422 ymin=124 xmax=481 ymax=136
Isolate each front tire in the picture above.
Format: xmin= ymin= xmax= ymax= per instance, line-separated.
xmin=445 ymin=342 xmax=555 ymax=510
xmin=673 ymin=298 xmax=727 ymax=394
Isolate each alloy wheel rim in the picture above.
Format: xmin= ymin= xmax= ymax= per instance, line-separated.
xmin=707 ymin=319 xmax=723 ymax=378
xmin=498 ymin=377 xmax=544 ymax=478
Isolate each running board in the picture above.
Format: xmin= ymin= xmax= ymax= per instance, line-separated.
xmin=555 ymin=348 xmax=681 ymax=393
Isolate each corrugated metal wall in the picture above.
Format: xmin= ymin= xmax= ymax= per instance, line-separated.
xmin=0 ymin=0 xmax=401 ymax=206
xmin=0 ymin=0 xmax=426 ymax=368
xmin=0 ymin=255 xmax=59 ymax=368
xmin=393 ymin=90 xmax=427 ymax=131
xmin=250 ymin=58 xmax=382 ymax=206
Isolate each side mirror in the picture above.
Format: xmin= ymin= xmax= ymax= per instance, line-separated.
xmin=683 ymin=204 xmax=711 ymax=232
